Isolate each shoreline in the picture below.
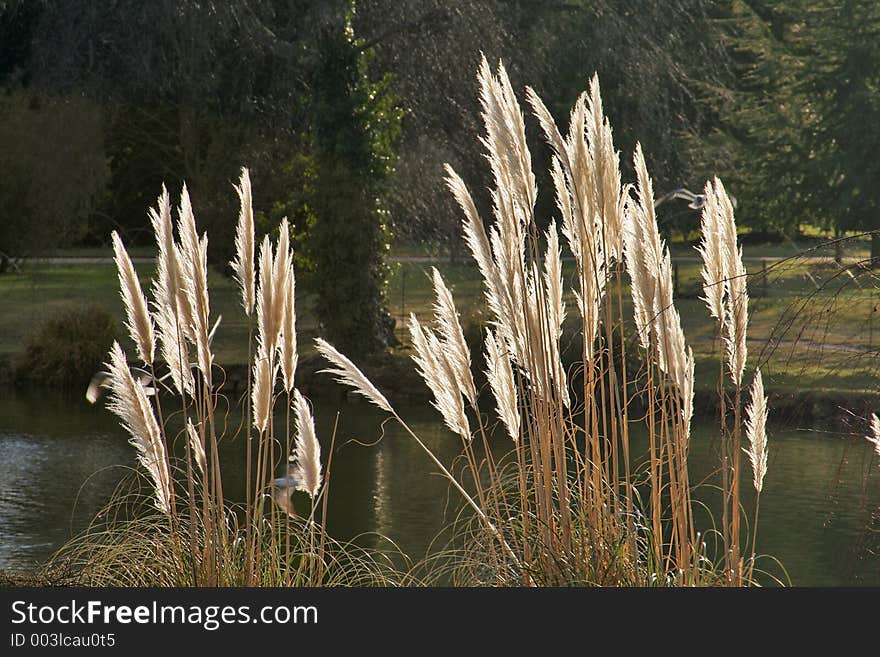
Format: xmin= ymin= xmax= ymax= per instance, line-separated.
xmin=3 ymin=349 xmax=873 ymax=430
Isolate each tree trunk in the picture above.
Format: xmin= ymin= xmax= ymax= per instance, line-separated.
xmin=872 ymin=232 xmax=880 ymax=269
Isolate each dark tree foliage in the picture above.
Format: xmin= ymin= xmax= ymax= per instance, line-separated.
xmin=0 ymin=0 xmax=42 ymax=85
xmin=688 ymin=1 xmax=826 ymax=235
xmin=0 ymin=90 xmax=108 ymax=258
xmin=307 ymin=2 xmax=401 ymax=355
xmin=695 ymin=1 xmax=880 ymax=239
xmin=22 ymin=0 xmax=314 ymax=256
xmin=355 ymin=0 xmax=732 ymax=248
xmin=803 ymin=1 xmax=880 ymax=236
xmin=3 ymin=0 xmax=402 ymax=354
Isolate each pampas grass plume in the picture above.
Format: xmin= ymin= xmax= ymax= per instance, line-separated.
xmin=291 ymin=389 xmax=322 ymax=499
xmin=112 ymin=231 xmax=155 ymax=366
xmin=744 ymin=369 xmax=769 ymax=492
xmin=314 ymin=338 xmax=393 ymax=414
xmin=105 ymin=341 xmax=171 ymax=514
xmin=231 ymin=167 xmax=255 ymax=316
xmin=867 ymin=413 xmax=880 ymax=460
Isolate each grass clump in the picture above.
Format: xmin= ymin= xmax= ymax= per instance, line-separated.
xmin=46 ymin=170 xmax=409 ymax=586
xmin=53 ymin=58 xmax=785 ymax=588
xmin=14 ymin=303 xmax=117 ymax=388
xmin=313 ymin=58 xmax=772 ymax=586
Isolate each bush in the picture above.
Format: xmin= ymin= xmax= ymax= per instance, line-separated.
xmin=15 ymin=304 xmax=117 ymax=388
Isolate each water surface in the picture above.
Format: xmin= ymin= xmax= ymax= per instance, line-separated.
xmin=1 ymin=387 xmax=878 ymax=585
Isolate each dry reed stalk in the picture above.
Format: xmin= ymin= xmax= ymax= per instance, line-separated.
xmin=629 ymin=145 xmax=695 ymax=428
xmin=112 ymin=231 xmax=155 ymax=366
xmin=624 ymin=144 xmax=697 ymax=573
xmin=176 ymin=186 xmax=214 ymax=388
xmin=407 ymin=313 xmax=471 ymax=441
xmin=291 ymin=389 xmax=322 ymax=499
xmin=314 ymin=335 xmax=528 ymax=579
xmin=744 ymin=369 xmax=768 ymax=493
xmin=696 ymin=176 xmax=752 ymax=584
xmin=715 ymin=178 xmax=747 ymax=583
xmin=230 ymin=168 xmax=258 ymax=581
xmin=186 ymin=419 xmax=207 ymax=478
xmin=869 ymin=414 xmax=880 ymax=459
xmin=231 ymin=167 xmax=256 ymax=316
xmin=105 ymin=341 xmax=172 ymax=515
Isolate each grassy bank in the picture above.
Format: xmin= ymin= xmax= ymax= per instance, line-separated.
xmin=2 ymin=234 xmax=880 ymax=403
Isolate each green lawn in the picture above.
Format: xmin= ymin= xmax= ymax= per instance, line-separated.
xmin=389 ymin=246 xmax=880 ymax=396
xmin=3 ymin=240 xmax=880 ymax=396
xmin=0 ymin=260 xmax=319 ymax=368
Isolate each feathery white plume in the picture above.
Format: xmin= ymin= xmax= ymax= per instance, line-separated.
xmin=251 ymin=349 xmax=275 ymax=433
xmin=231 ymin=167 xmax=255 ymax=316
xmin=176 ymin=186 xmax=214 ymax=387
xmin=485 ymin=329 xmax=520 ymax=442
xmin=280 ymin=262 xmax=298 ymax=393
xmin=430 ymin=267 xmax=477 ymax=406
xmin=186 ymin=419 xmax=206 ymax=478
xmin=720 ymin=183 xmax=749 ymax=388
xmin=112 ymin=231 xmax=155 ymax=365
xmin=291 ymin=389 xmax=322 ymax=499
xmin=314 ymin=338 xmax=393 ymax=414
xmin=408 ymin=313 xmax=471 ymax=442
xmin=743 ymin=369 xmax=769 ymax=492
xmin=696 ymin=180 xmax=726 ymax=322
xmin=105 ymin=341 xmax=171 ymax=515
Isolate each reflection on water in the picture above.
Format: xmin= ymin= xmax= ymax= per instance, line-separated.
xmin=1 ymin=387 xmax=878 ymax=585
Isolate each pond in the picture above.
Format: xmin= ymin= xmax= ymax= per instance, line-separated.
xmin=1 ymin=386 xmax=878 ymax=585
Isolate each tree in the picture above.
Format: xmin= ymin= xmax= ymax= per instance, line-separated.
xmin=307 ymin=1 xmax=401 ymax=355
xmin=802 ymin=0 xmax=880 ymax=260
xmin=693 ymin=0 xmax=880 ymax=248
xmin=0 ymin=89 xmax=108 ymax=260
xmin=356 ymin=0 xmax=732 ymax=249
xmin=22 ymin=0 xmax=316 ymax=253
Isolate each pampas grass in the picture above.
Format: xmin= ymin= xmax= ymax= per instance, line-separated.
xmin=696 ymin=175 xmax=755 ymax=584
xmin=484 ymin=329 xmax=520 ymax=443
xmin=112 ymin=231 xmax=155 ymax=366
xmin=430 ymin=267 xmax=477 ymax=406
xmin=408 ymin=312 xmax=471 ymax=441
xmin=75 ymin=54 xmax=780 ymax=588
xmin=104 ymin=341 xmax=171 ymax=515
xmin=83 ymin=177 xmax=346 ymax=586
xmin=314 ymin=337 xmax=393 ymax=414
xmin=867 ymin=414 xmax=880 ymax=460
xmin=291 ymin=389 xmax=321 ymax=499
xmin=280 ymin=262 xmax=298 ymax=393
xmin=176 ymin=186 xmax=214 ymax=388
xmin=231 ymin=167 xmax=255 ymax=317
xmin=186 ymin=419 xmax=206 ymax=478
xmin=744 ymin=369 xmax=769 ymax=493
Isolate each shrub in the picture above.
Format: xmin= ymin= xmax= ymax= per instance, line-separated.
xmin=15 ymin=304 xmax=117 ymax=388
